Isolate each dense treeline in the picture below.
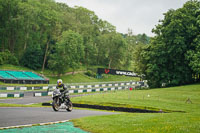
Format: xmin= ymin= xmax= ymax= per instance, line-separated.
xmin=0 ymin=0 xmax=149 ymax=74
xmin=135 ymin=0 xmax=200 ymax=87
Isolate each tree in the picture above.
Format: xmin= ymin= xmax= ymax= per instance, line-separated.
xmin=21 ymin=44 xmax=43 ymax=70
xmin=137 ymin=0 xmax=200 ymax=88
xmin=0 ymin=0 xmax=21 ymax=53
xmin=48 ymin=30 xmax=84 ymax=75
xmin=73 ymin=7 xmax=101 ymax=66
xmin=186 ymin=35 xmax=200 ymax=74
xmin=98 ymin=32 xmax=127 ymax=69
xmin=0 ymin=0 xmax=152 ymax=73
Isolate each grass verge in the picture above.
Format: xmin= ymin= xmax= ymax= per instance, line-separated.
xmin=0 ymin=103 xmax=45 ymax=107
xmin=70 ymin=84 xmax=200 ymax=133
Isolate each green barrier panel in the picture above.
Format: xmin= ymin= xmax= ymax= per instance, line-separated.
xmin=83 ymin=89 xmax=87 ymax=93
xmin=20 ymin=93 xmax=24 ymax=97
xmin=74 ymin=90 xmax=78 ymax=93
xmin=27 ymin=87 xmax=32 ymax=90
xmin=0 ymin=87 xmax=6 ymax=90
xmin=0 ymin=122 xmax=88 ymax=133
xmin=41 ymin=92 xmax=48 ymax=96
xmin=100 ymin=88 xmax=104 ymax=91
xmin=15 ymin=87 xmax=20 ymax=90
xmin=7 ymin=94 xmax=14 ymax=97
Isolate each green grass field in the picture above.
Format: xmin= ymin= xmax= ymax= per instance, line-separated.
xmin=48 ymin=73 xmax=140 ymax=84
xmin=71 ymin=84 xmax=200 ymax=133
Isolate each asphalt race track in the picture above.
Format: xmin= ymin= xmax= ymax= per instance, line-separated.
xmin=0 ymin=92 xmax=116 ymax=128
xmin=0 ymin=96 xmax=51 ymax=105
xmin=0 ymin=91 xmax=99 ymax=105
xmin=0 ymin=107 xmax=115 ymax=128
xmin=0 ymin=91 xmax=51 ymax=105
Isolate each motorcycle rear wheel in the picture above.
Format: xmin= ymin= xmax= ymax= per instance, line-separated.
xmin=66 ymin=101 xmax=73 ymax=112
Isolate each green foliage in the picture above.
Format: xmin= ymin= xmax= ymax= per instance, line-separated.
xmin=98 ymin=32 xmax=127 ymax=69
xmin=135 ymin=0 xmax=200 ymax=88
xmin=48 ymin=52 xmax=66 ymax=75
xmin=48 ymin=30 xmax=84 ymax=75
xmin=186 ymin=35 xmax=200 ymax=74
xmin=0 ymin=56 xmax=3 ymax=65
xmin=0 ymin=0 xmax=150 ymax=71
xmin=61 ymin=30 xmax=84 ymax=70
xmin=0 ymin=50 xmax=19 ymax=65
xmin=0 ymin=0 xmax=21 ymax=53
xmin=21 ymin=44 xmax=43 ymax=70
xmin=85 ymin=70 xmax=96 ymax=77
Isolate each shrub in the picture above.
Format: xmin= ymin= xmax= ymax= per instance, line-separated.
xmin=0 ymin=50 xmax=19 ymax=65
xmin=85 ymin=70 xmax=96 ymax=77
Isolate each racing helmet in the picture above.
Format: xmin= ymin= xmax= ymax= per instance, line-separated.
xmin=57 ymin=79 xmax=63 ymax=86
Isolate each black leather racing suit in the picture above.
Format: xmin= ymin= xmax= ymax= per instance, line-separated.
xmin=56 ymin=83 xmax=69 ymax=102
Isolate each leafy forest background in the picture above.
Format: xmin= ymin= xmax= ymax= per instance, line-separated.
xmin=0 ymin=0 xmax=200 ymax=88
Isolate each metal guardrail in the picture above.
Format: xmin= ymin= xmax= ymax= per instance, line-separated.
xmin=0 ymin=93 xmax=24 ymax=98
xmin=0 ymin=81 xmax=148 ymax=97
xmin=0 ymin=81 xmax=148 ymax=91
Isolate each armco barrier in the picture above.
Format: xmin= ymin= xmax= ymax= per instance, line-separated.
xmin=0 ymin=81 xmax=148 ymax=97
xmin=0 ymin=86 xmax=48 ymax=91
xmin=48 ymin=81 xmax=147 ymax=89
xmin=33 ymin=81 xmax=148 ymax=97
xmin=34 ymin=86 xmax=131 ymax=97
xmin=0 ymin=93 xmax=24 ymax=98
xmin=0 ymin=81 xmax=147 ymax=91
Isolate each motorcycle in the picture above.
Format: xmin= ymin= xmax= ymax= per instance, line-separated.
xmin=52 ymin=89 xmax=73 ymax=112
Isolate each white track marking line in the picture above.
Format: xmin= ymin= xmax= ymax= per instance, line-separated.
xmin=0 ymin=120 xmax=69 ymax=130
xmin=25 ymin=103 xmax=35 ymax=105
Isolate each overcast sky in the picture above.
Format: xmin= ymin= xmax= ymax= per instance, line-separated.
xmin=55 ymin=0 xmax=188 ymax=36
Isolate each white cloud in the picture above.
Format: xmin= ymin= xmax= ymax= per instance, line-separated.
xmin=55 ymin=0 xmax=188 ymax=36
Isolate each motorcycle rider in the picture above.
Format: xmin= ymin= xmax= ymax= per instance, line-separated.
xmin=56 ymin=79 xmax=69 ymax=103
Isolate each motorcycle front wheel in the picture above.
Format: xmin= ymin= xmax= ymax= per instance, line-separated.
xmin=52 ymin=98 xmax=60 ymax=111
